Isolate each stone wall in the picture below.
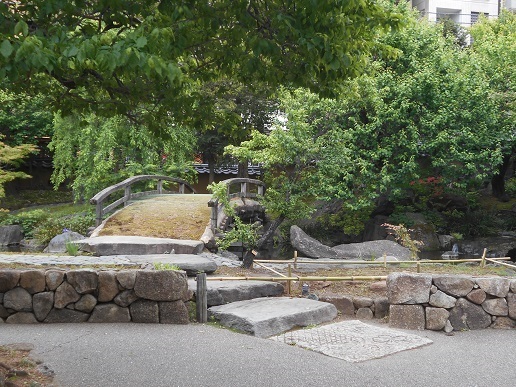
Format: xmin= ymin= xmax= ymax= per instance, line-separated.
xmin=387 ymin=273 xmax=516 ymax=331
xmin=0 ymin=269 xmax=191 ymax=324
xmin=319 ymin=294 xmax=390 ymax=320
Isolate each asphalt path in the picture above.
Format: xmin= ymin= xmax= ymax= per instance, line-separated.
xmin=1 ymin=323 xmax=515 ymax=387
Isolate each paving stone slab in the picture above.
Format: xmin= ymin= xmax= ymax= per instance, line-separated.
xmin=118 ymin=254 xmax=217 ymax=276
xmin=271 ymin=320 xmax=433 ymax=363
xmin=76 ymin=236 xmax=204 ymax=256
xmin=188 ymin=279 xmax=284 ymax=306
xmin=208 ymin=297 xmax=337 ymax=338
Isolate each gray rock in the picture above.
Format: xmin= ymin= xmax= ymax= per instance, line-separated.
xmin=0 ymin=270 xmax=20 ymax=292
xmin=208 ymin=297 xmax=338 ymax=338
xmin=438 ymin=235 xmax=455 ymax=250
xmin=508 ymin=293 xmax=516 ymax=320
xmin=290 ymin=225 xmax=339 ymax=259
xmin=114 ymin=290 xmax=139 ymax=307
xmin=74 ymin=294 xmax=97 ymax=313
xmin=0 ymin=304 xmax=10 ymax=319
xmin=43 ymin=231 xmax=85 ymax=253
xmin=374 ymin=297 xmax=390 ymax=319
xmin=426 ymin=307 xmax=450 ymax=331
xmin=120 ymin=254 xmax=218 ymax=276
xmin=389 ymin=305 xmax=425 ymax=330
xmin=353 ymin=297 xmax=374 ymax=309
xmin=130 ymin=300 xmax=159 ymax=323
xmin=134 ymin=270 xmax=188 ymax=301
xmin=98 ymin=271 xmax=119 ymax=302
xmin=433 ymin=275 xmax=474 ymax=297
xmin=369 ymin=281 xmax=388 ymax=294
xmin=159 ymin=301 xmax=190 ymax=324
xmin=333 ymin=239 xmax=412 ymax=261
xmin=89 ymin=304 xmax=131 ymax=323
xmin=188 ymin=280 xmax=284 ymax=307
xmin=318 ymin=294 xmax=355 ymax=316
xmin=116 ymin=271 xmax=137 ymax=289
xmin=54 ymin=281 xmax=81 ymax=309
xmin=466 ymin=288 xmax=487 ymax=305
xmin=475 ymin=277 xmax=510 ymax=298
xmin=510 ymin=280 xmax=516 ymax=293
xmin=77 ymin=235 xmax=204 ymax=256
xmin=45 ymin=270 xmax=65 ymax=291
xmin=430 ymin=285 xmax=438 ymax=294
xmin=44 ymin=308 xmax=89 ymax=323
xmin=449 ymin=298 xmax=492 ymax=330
xmin=429 ymin=290 xmax=456 ymax=309
xmin=0 ymin=225 xmax=23 ymax=245
xmin=444 ymin=320 xmax=453 ymax=333
xmin=355 ymin=308 xmax=374 ymax=320
xmin=33 ymin=292 xmax=54 ymax=321
xmin=407 ymin=216 xmax=440 ymax=251
xmin=66 ymin=270 xmax=98 ymax=294
xmin=387 ymin=273 xmax=432 ymax=304
xmin=6 ymin=312 xmax=38 ymax=324
xmin=19 ymin=270 xmax=46 ymax=294
xmin=4 ymin=287 xmax=32 ymax=311
xmin=490 ymin=316 xmax=516 ymax=329
xmin=482 ymin=298 xmax=508 ymax=316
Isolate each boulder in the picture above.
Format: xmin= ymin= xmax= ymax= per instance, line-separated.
xmin=475 ymin=277 xmax=510 ymax=298
xmin=318 ymin=294 xmax=355 ymax=316
xmin=4 ymin=287 xmax=33 ymax=311
xmin=54 ymin=281 xmax=81 ymax=309
xmin=0 ymin=305 xmax=10 ymax=319
xmin=19 ymin=270 xmax=46 ymax=294
xmin=389 ymin=305 xmax=425 ymax=330
xmin=333 ymin=240 xmax=412 ymax=260
xmin=45 ymin=270 xmax=65 ymax=291
xmin=433 ymin=275 xmax=474 ymax=297
xmin=448 ymin=298 xmax=492 ymax=330
xmin=438 ymin=235 xmax=455 ymax=251
xmin=134 ymin=270 xmax=188 ymax=301
xmin=43 ymin=231 xmax=85 ymax=253
xmin=374 ymin=297 xmax=390 ymax=319
xmin=159 ymin=301 xmax=190 ymax=324
xmin=6 ymin=312 xmax=38 ymax=324
xmin=508 ymin=293 xmax=516 ymax=320
xmin=89 ymin=304 xmax=131 ymax=323
xmin=74 ymin=294 xmax=97 ymax=313
xmin=466 ymin=289 xmax=487 ymax=305
xmin=387 ymin=273 xmax=432 ymax=304
xmin=290 ymin=225 xmax=339 ymax=259
xmin=97 ymin=271 xmax=119 ymax=302
xmin=116 ymin=271 xmax=137 ymax=289
xmin=403 ymin=213 xmax=440 ymax=251
xmin=130 ymin=300 xmax=159 ymax=323
xmin=429 ymin=290 xmax=457 ymax=309
xmin=33 ymin=292 xmax=54 ymax=321
xmin=355 ymin=308 xmax=374 ymax=320
xmin=66 ymin=270 xmax=98 ymax=294
xmin=114 ymin=290 xmax=139 ymax=307
xmin=0 ymin=225 xmax=23 ymax=246
xmin=353 ymin=297 xmax=374 ymax=309
xmin=490 ymin=317 xmax=516 ymax=329
xmin=426 ymin=307 xmax=450 ymax=331
xmin=482 ymin=299 xmax=508 ymax=316
xmin=44 ymin=308 xmax=89 ymax=323
xmin=0 ymin=270 xmax=20 ymax=292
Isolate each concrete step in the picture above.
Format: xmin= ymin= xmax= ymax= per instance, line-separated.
xmin=76 ymin=236 xmax=204 ymax=256
xmin=188 ymin=279 xmax=284 ymax=306
xmin=112 ymin=254 xmax=217 ymax=276
xmin=208 ymin=297 xmax=338 ymax=338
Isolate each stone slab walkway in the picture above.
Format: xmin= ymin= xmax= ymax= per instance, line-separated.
xmin=0 ymin=254 xmax=140 ymax=266
xmin=271 ymin=320 xmax=433 ymax=362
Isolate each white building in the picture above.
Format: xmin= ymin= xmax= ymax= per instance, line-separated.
xmin=409 ymin=1 xmax=515 ymax=26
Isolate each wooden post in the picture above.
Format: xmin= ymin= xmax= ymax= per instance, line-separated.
xmin=95 ymin=203 xmax=103 ymax=227
xmin=294 ymin=250 xmax=298 ymax=269
xmin=258 ymin=185 xmax=264 ymax=196
xmin=240 ymin=181 xmax=247 ymax=196
xmin=179 ymin=183 xmax=185 ymax=194
xmin=481 ymin=248 xmax=487 ymax=268
xmin=124 ymin=185 xmax=131 ymax=206
xmin=287 ymin=264 xmax=292 ymax=295
xmin=383 ymin=253 xmax=387 ymax=269
xmin=196 ymin=273 xmax=208 ymax=323
xmin=157 ymin=180 xmax=163 ymax=194
xmin=416 ymin=261 xmax=421 ymax=273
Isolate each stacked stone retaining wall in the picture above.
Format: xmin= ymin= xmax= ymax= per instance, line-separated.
xmin=387 ymin=273 xmax=516 ymax=331
xmin=0 ymin=269 xmax=191 ymax=324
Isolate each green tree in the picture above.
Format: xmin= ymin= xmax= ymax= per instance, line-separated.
xmin=0 ymin=135 xmax=36 ymax=198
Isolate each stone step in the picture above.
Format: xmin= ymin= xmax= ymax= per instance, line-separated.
xmin=188 ymin=279 xmax=284 ymax=306
xmin=114 ymin=254 xmax=217 ymax=276
xmin=76 ymin=236 xmax=204 ymax=256
xmin=208 ymin=297 xmax=338 ymax=338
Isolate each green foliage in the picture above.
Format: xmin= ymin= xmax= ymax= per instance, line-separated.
xmin=65 ymin=240 xmax=80 ymax=256
xmin=0 ymin=209 xmax=47 ymax=238
xmin=382 ymin=223 xmax=423 ymax=260
xmin=153 ymin=263 xmax=181 ymax=271
xmin=0 ymin=190 xmax=72 ymax=210
xmin=506 ymin=178 xmax=516 ymax=197
xmin=33 ymin=213 xmax=95 ymax=244
xmin=0 ymin=135 xmax=37 ymax=198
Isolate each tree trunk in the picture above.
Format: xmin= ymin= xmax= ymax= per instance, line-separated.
xmin=492 ymin=154 xmax=512 ymax=201
xmin=242 ymin=215 xmax=285 ymax=268
xmin=237 ymin=161 xmax=248 ymax=179
xmin=208 ymin=158 xmax=215 ymax=185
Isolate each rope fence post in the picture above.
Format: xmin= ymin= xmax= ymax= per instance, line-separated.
xmin=196 ymin=273 xmax=208 ymax=323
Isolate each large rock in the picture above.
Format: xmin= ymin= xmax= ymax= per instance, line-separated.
xmin=466 ymin=289 xmax=487 ymax=305
xmin=0 ymin=225 xmax=23 ymax=246
xmin=429 ymin=290 xmax=456 ymax=309
xmin=433 ymin=275 xmax=474 ymax=297
xmin=114 ymin=290 xmax=139 ymax=307
xmin=290 ymin=225 xmax=339 ymax=259
xmin=54 ymin=281 xmax=81 ymax=309
xmin=482 ymin=299 xmax=508 ymax=316
xmin=89 ymin=304 xmax=131 ymax=323
xmin=332 ymin=240 xmax=412 ymax=261
xmin=389 ymin=305 xmax=425 ymax=330
xmin=387 ymin=273 xmax=432 ymax=304
xmin=66 ymin=270 xmax=98 ymax=294
xmin=0 ymin=270 xmax=20 ymax=292
xmin=6 ymin=312 xmax=38 ymax=324
xmin=116 ymin=271 xmax=137 ymax=289
xmin=130 ymin=300 xmax=159 ymax=323
xmin=45 ymin=270 xmax=65 ymax=291
xmin=4 ymin=287 xmax=33 ymax=311
xmin=74 ymin=294 xmax=97 ymax=313
xmin=98 ymin=271 xmax=119 ymax=302
xmin=319 ymin=294 xmax=355 ymax=316
xmin=508 ymin=293 xmax=516 ymax=320
xmin=119 ymin=254 xmax=218 ymax=276
xmin=188 ymin=280 xmax=284 ymax=307
xmin=475 ymin=277 xmax=510 ymax=298
xmin=448 ymin=298 xmax=492 ymax=330
xmin=77 ymin=236 xmax=204 ymax=256
xmin=159 ymin=301 xmax=190 ymax=324
xmin=208 ymin=297 xmax=338 ymax=338
xmin=403 ymin=213 xmax=440 ymax=251
xmin=134 ymin=270 xmax=188 ymax=301
xmin=19 ymin=270 xmax=46 ymax=294
xmin=44 ymin=308 xmax=89 ymax=323
xmin=374 ymin=297 xmax=390 ymax=319
xmin=33 ymin=292 xmax=54 ymax=321
xmin=425 ymin=307 xmax=450 ymax=331
xmin=43 ymin=231 xmax=85 ymax=253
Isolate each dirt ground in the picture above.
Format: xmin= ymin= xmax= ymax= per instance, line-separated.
xmin=0 ymin=344 xmax=55 ymax=387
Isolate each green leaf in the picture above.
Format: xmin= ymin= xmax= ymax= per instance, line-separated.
xmin=135 ymin=36 xmax=147 ymax=48
xmin=14 ymin=21 xmax=29 ymax=37
xmin=0 ymin=40 xmax=13 ymax=58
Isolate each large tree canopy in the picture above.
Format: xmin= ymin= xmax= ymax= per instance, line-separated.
xmin=0 ymin=0 xmax=402 ymax=128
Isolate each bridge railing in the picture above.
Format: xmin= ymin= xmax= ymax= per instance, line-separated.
xmin=90 ymin=175 xmax=196 ymax=226
xmin=208 ymin=178 xmax=266 ymax=231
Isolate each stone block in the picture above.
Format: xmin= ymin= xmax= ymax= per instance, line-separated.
xmin=389 ymin=305 xmax=425 ymax=330
xmin=475 ymin=278 xmax=510 ymax=298
xmin=508 ymin=293 xmax=516 ymax=320
xmin=46 ymin=270 xmax=65 ymax=291
xmin=19 ymin=270 xmax=46 ymax=294
xmin=425 ymin=307 xmax=449 ymax=331
xmin=433 ymin=275 xmax=474 ymax=297
xmin=482 ymin=298 xmax=508 ymax=316
xmin=6 ymin=312 xmax=38 ymax=324
xmin=0 ymin=304 xmax=10 ymax=319
xmin=159 ymin=301 xmax=190 ymax=324
xmin=355 ymin=308 xmax=373 ymax=320
xmin=387 ymin=273 xmax=432 ymax=305
xmin=134 ymin=270 xmax=188 ymax=301
xmin=510 ymin=280 xmax=516 ymax=293
xmin=353 ymin=296 xmax=374 ymax=309
xmin=54 ymin=281 xmax=80 ymax=309
xmin=45 ymin=308 xmax=90 ymax=323
xmin=33 ymin=292 xmax=54 ymax=321
xmin=374 ymin=297 xmax=390 ymax=319
xmin=490 ymin=316 xmax=516 ymax=329
xmin=114 ymin=290 xmax=139 ymax=307
xmin=130 ymin=300 xmax=159 ymax=323
xmin=318 ymin=294 xmax=355 ymax=316
xmin=98 ymin=271 xmax=119 ymax=302
xmin=0 ymin=225 xmax=23 ymax=245
xmin=449 ymin=298 xmax=491 ymax=330
xmin=4 ymin=287 xmax=32 ymax=312
xmin=466 ymin=289 xmax=486 ymax=305
xmin=429 ymin=290 xmax=456 ymax=309
xmin=0 ymin=270 xmax=20 ymax=292
xmin=89 ymin=304 xmax=131 ymax=323
xmin=116 ymin=271 xmax=137 ymax=289
xmin=74 ymin=294 xmax=97 ymax=313
xmin=66 ymin=270 xmax=98 ymax=294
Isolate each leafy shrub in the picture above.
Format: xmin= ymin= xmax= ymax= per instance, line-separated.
xmin=0 ymin=209 xmax=48 ymax=238
xmin=33 ymin=213 xmax=95 ymax=245
xmin=506 ymin=178 xmax=516 ymax=197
